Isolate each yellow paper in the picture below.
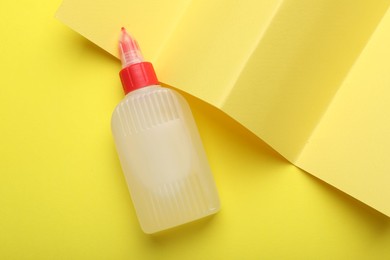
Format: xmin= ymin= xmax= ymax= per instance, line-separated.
xmin=297 ymin=7 xmax=390 ymax=216
xmin=56 ymin=0 xmax=390 ymax=216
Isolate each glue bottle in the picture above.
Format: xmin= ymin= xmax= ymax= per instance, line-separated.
xmin=111 ymin=28 xmax=220 ymax=234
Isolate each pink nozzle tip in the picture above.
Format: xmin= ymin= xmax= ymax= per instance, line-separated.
xmin=119 ymin=28 xmax=144 ymax=68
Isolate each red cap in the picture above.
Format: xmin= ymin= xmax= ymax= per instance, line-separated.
xmin=119 ymin=62 xmax=158 ymax=94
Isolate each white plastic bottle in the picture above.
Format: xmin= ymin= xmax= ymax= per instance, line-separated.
xmin=111 ymin=28 xmax=220 ymax=234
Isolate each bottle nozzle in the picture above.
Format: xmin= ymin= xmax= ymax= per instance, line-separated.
xmin=118 ymin=28 xmax=158 ymax=93
xmin=119 ymin=27 xmax=144 ymax=68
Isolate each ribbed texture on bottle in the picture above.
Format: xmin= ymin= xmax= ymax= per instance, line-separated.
xmin=115 ymin=89 xmax=180 ymax=135
xmin=142 ymin=174 xmax=213 ymax=229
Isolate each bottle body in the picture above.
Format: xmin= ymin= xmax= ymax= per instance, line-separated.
xmin=111 ymin=85 xmax=220 ymax=233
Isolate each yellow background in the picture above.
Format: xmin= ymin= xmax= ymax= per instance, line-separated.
xmin=1 ymin=0 xmax=390 ymax=259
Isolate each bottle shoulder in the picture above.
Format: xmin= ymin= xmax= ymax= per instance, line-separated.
xmin=111 ymin=85 xmax=192 ymax=134
xmin=114 ymin=85 xmax=187 ymax=108
xmin=131 ymin=85 xmax=177 ymax=96
xmin=125 ymin=85 xmax=163 ymax=97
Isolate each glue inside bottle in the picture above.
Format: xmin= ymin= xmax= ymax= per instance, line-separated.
xmin=111 ymin=28 xmax=220 ymax=234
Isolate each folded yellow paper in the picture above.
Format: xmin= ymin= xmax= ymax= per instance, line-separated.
xmin=297 ymin=7 xmax=390 ymax=216
xmin=56 ymin=0 xmax=390 ymax=216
